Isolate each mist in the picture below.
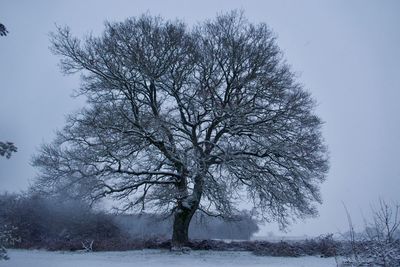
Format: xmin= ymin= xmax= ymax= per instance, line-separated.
xmin=1 ymin=0 xmax=400 ymax=239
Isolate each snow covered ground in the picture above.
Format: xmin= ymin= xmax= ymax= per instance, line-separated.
xmin=1 ymin=249 xmax=338 ymax=267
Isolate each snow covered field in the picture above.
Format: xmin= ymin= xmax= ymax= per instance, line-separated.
xmin=1 ymin=249 xmax=338 ymax=267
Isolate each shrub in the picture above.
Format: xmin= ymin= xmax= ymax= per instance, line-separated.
xmin=0 ymin=193 xmax=121 ymax=250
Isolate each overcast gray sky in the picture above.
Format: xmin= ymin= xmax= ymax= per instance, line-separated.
xmin=1 ymin=0 xmax=399 ymax=237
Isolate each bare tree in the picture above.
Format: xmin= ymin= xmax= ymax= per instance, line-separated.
xmin=32 ymin=11 xmax=329 ymax=249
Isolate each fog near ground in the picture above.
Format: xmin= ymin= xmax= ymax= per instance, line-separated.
xmin=1 ymin=0 xmax=399 ymax=237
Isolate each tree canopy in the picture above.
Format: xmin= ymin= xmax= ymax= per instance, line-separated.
xmin=33 ymin=11 xmax=329 ymax=247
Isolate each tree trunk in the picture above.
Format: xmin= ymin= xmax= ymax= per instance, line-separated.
xmin=171 ymin=173 xmax=203 ymax=249
xmin=171 ymin=205 xmax=195 ymax=249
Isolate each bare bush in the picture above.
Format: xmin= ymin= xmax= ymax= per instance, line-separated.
xmin=0 ymin=193 xmax=121 ymax=250
xmin=341 ymin=200 xmax=400 ymax=267
xmin=0 ymin=224 xmax=19 ymax=260
xmin=81 ymin=240 xmax=94 ymax=252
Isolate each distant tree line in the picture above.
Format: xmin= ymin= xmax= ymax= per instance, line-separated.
xmin=115 ymin=212 xmax=258 ymax=241
xmin=0 ymin=192 xmax=259 ymax=251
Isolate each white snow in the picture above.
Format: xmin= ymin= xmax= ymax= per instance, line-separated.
xmin=0 ymin=249 xmax=338 ymax=267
